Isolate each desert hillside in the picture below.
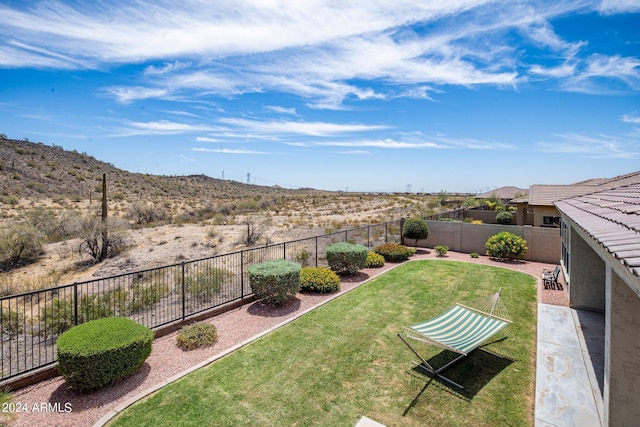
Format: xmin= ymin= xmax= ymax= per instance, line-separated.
xmin=0 ymin=136 xmax=462 ymax=295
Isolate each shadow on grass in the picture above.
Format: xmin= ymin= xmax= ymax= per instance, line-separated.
xmin=403 ymin=348 xmax=514 ymax=415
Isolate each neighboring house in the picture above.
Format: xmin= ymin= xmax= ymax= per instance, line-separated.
xmin=555 ymin=182 xmax=640 ymax=426
xmin=514 ymin=171 xmax=640 ymax=228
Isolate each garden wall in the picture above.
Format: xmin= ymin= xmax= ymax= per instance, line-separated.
xmin=414 ymin=221 xmax=561 ymax=264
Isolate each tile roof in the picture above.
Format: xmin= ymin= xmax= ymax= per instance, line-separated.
xmin=555 ymin=183 xmax=640 ymax=278
xmin=526 ymin=170 xmax=640 ymax=206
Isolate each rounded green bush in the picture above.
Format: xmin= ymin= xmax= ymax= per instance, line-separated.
xmin=365 ymin=251 xmax=385 ymax=268
xmin=326 ymin=242 xmax=368 ymax=275
xmin=300 ymin=267 xmax=341 ymax=293
xmin=485 ymin=231 xmax=528 ymax=260
xmin=495 ymin=211 xmax=513 ymax=225
xmin=57 ymin=317 xmax=153 ymax=392
xmin=248 ymin=259 xmax=301 ymax=306
xmin=402 ymin=216 xmax=429 ymax=246
xmin=434 ymin=245 xmax=449 ymax=256
xmin=176 ymin=322 xmax=218 ymax=350
xmin=373 ymin=243 xmax=415 ymax=262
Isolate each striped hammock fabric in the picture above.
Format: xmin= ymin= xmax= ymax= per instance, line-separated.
xmin=405 ymin=303 xmax=511 ymax=356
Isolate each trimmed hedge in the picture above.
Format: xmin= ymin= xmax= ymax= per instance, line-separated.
xmin=373 ymin=243 xmax=415 ymax=262
xmin=485 ymin=231 xmax=528 ymax=260
xmin=326 ymin=242 xmax=368 ymax=276
xmin=300 ymin=267 xmax=341 ymax=293
xmin=57 ymin=317 xmax=153 ymax=392
xmin=365 ymin=251 xmax=385 ymax=268
xmin=248 ymin=259 xmax=301 ymax=306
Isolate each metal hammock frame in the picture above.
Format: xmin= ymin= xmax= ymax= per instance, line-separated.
xmin=397 ymin=288 xmax=511 ymax=389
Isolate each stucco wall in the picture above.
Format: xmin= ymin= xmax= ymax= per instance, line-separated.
xmin=569 ymin=230 xmax=606 ymax=311
xmin=606 ymin=269 xmax=640 ymax=426
xmin=415 ymin=221 xmax=561 ymax=264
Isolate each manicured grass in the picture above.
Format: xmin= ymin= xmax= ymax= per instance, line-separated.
xmin=110 ymin=260 xmax=537 ymax=427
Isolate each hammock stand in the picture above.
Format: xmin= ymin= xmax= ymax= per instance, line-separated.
xmin=397 ymin=288 xmax=511 ymax=389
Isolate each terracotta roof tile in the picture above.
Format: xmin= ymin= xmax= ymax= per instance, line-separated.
xmin=555 ymin=182 xmax=640 ymax=279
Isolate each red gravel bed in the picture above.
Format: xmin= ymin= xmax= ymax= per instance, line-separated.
xmin=9 ymin=250 xmax=566 ymax=427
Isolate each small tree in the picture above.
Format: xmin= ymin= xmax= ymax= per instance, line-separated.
xmin=402 ymin=216 xmax=429 ymax=247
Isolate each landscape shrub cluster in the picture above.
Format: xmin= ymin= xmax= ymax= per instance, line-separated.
xmin=373 ymin=244 xmax=415 ymax=262
xmin=57 ymin=317 xmax=153 ymax=392
xmin=326 ymin=242 xmax=368 ymax=275
xmin=485 ymin=232 xmax=528 ymax=260
xmin=299 ymin=267 xmax=340 ymax=293
xmin=176 ymin=322 xmax=218 ymax=350
xmin=248 ymin=259 xmax=301 ymax=306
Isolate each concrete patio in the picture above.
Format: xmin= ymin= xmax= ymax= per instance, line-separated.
xmin=535 ymin=304 xmax=605 ymax=427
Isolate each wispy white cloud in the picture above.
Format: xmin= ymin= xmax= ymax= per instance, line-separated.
xmin=598 ymin=0 xmax=640 ymax=14
xmin=537 ymin=132 xmax=639 ymax=158
xmin=217 ymin=118 xmax=389 ymax=137
xmin=113 ymin=120 xmax=221 ymax=136
xmin=265 ymin=106 xmax=297 ymax=115
xmin=621 ymin=114 xmax=640 ymax=124
xmin=192 ymin=147 xmax=270 ymax=155
xmin=294 ymin=134 xmax=511 ymax=150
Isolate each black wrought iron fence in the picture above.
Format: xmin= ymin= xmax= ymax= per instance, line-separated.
xmin=0 ymin=220 xmax=402 ymax=382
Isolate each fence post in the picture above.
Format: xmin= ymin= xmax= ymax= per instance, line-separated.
xmin=385 ymin=222 xmax=388 ymax=243
xmin=283 ymin=242 xmax=286 ymax=260
xmin=181 ymin=262 xmax=186 ymax=320
xmin=367 ymin=226 xmax=370 ymax=247
xmin=400 ymin=218 xmax=406 ymax=245
xmin=241 ymin=251 xmax=245 ymax=298
xmin=315 ymin=236 xmax=318 ymax=267
xmin=73 ymin=282 xmax=78 ymax=326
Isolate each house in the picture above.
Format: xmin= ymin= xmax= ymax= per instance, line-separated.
xmin=554 ymin=181 xmax=640 ymax=426
xmin=514 ymin=171 xmax=640 ymax=228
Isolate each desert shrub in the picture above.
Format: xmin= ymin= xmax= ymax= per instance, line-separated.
xmin=299 ymin=267 xmax=340 ymax=293
xmin=38 ymin=298 xmax=74 ymax=337
xmin=326 ymin=242 xmax=368 ymax=276
xmin=181 ymin=266 xmax=232 ymax=302
xmin=434 ymin=245 xmax=449 ymax=256
xmin=248 ymin=259 xmax=301 ymax=306
xmin=0 ymin=223 xmax=43 ymax=268
xmin=485 ymin=232 xmax=528 ymax=260
xmin=176 ymin=322 xmax=218 ymax=350
xmin=402 ymin=216 xmax=429 ymax=247
xmin=496 ymin=211 xmax=513 ymax=225
xmin=295 ymin=249 xmax=311 ymax=267
xmin=1 ymin=309 xmax=25 ymax=338
xmin=128 ymin=282 xmax=170 ymax=313
xmin=365 ymin=251 xmax=385 ymax=268
xmin=127 ymin=202 xmax=167 ymax=225
xmin=374 ymin=243 xmax=415 ymax=262
xmin=470 ymin=252 xmax=480 ymax=258
xmin=57 ymin=317 xmax=153 ymax=392
xmin=78 ymin=294 xmax=115 ymax=322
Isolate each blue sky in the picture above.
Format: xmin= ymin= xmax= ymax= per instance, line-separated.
xmin=0 ymin=1 xmax=639 ymax=193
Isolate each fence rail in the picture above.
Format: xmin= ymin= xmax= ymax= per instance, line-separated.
xmin=0 ymin=220 xmax=402 ymax=382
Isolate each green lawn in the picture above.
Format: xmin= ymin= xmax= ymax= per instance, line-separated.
xmin=110 ymin=260 xmax=537 ymax=427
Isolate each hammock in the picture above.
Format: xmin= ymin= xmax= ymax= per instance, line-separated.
xmin=397 ymin=288 xmax=511 ymax=388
